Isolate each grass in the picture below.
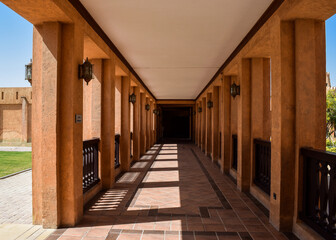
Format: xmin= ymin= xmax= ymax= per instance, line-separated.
xmin=326 ymin=146 xmax=336 ymax=153
xmin=0 ymin=152 xmax=32 ymax=177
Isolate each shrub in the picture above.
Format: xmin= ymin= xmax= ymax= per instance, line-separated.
xmin=326 ymin=139 xmax=334 ymax=146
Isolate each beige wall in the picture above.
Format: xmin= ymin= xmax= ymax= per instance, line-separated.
xmin=83 ymin=60 xmax=102 ymax=140
xmin=115 ymin=76 xmax=121 ymax=134
xmin=231 ymin=76 xmax=238 ymax=135
xmin=0 ymin=87 xmax=32 ymax=143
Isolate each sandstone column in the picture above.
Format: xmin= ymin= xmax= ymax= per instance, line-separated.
xmin=270 ymin=19 xmax=326 ymax=232
xmin=221 ymin=76 xmax=231 ymax=173
xmin=120 ymin=76 xmax=131 ymax=171
xmin=198 ymin=101 xmax=202 ymax=147
xmin=146 ymin=97 xmax=150 ymax=151
xmin=211 ymin=87 xmax=219 ymax=162
xmin=293 ymin=19 xmax=325 ymax=233
xmin=153 ymin=102 xmax=157 ymax=145
xmin=150 ymin=101 xmax=154 ymax=146
xmin=205 ymin=92 xmax=212 ymax=156
xmin=132 ymin=86 xmax=141 ymax=161
xmin=32 ymin=22 xmax=84 ymax=228
xmin=101 ymin=59 xmax=115 ymax=189
xmin=237 ymin=59 xmax=251 ymax=192
xmin=195 ymin=103 xmax=198 ymax=145
xmin=269 ymin=21 xmax=296 ymax=230
xmin=140 ymin=93 xmax=146 ymax=155
xmin=201 ymin=98 xmax=206 ymax=152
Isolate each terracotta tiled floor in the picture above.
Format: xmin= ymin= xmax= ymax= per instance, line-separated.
xmin=47 ymin=143 xmax=292 ymax=240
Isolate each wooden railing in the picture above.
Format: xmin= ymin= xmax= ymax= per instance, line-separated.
xmin=232 ymin=135 xmax=237 ymax=170
xmin=253 ymin=139 xmax=271 ymax=195
xmin=300 ymin=148 xmax=336 ymax=240
xmin=130 ymin=132 xmax=133 ymax=158
xmin=83 ymin=138 xmax=100 ymax=193
xmin=115 ymin=134 xmax=120 ymax=168
xmin=219 ymin=132 xmax=222 ymax=159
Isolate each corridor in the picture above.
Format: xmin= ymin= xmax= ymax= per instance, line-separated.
xmin=47 ymin=144 xmax=291 ymax=240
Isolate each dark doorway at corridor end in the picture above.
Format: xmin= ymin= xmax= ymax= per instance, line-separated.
xmin=159 ymin=107 xmax=192 ymax=141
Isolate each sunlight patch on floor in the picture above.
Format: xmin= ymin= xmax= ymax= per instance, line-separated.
xmin=117 ymin=172 xmax=140 ymax=183
xmin=140 ymin=155 xmax=152 ymax=160
xmin=143 ymin=170 xmax=179 ymax=182
xmin=151 ymin=161 xmax=178 ymax=168
xmin=131 ymin=161 xmax=148 ymax=169
xmin=160 ymin=149 xmax=178 ymax=154
xmin=163 ymin=144 xmax=177 ymax=147
xmin=161 ymin=146 xmax=178 ymax=150
xmin=130 ymin=187 xmax=181 ymax=209
xmin=88 ymin=189 xmax=128 ymax=211
xmin=146 ymin=150 xmax=156 ymax=154
xmin=156 ymin=154 xmax=178 ymax=160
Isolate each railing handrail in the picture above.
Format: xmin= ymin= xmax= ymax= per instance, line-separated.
xmin=115 ymin=134 xmax=120 ymax=168
xmin=232 ymin=134 xmax=238 ymax=171
xmin=300 ymin=147 xmax=336 ymax=240
xmin=83 ymin=138 xmax=100 ymax=147
xmin=83 ymin=138 xmax=100 ymax=193
xmin=253 ymin=138 xmax=271 ymax=146
xmin=130 ymin=132 xmax=133 ymax=158
xmin=253 ymin=138 xmax=271 ymax=195
xmin=301 ymin=147 xmax=336 ymax=162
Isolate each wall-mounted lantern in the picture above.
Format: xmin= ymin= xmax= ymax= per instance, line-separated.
xmin=207 ymin=100 xmax=213 ymax=109
xmin=25 ymin=59 xmax=32 ymax=85
xmin=153 ymin=109 xmax=160 ymax=115
xmin=198 ymin=107 xmax=202 ymax=113
xmin=145 ymin=104 xmax=150 ymax=111
xmin=79 ymin=57 xmax=93 ymax=85
xmin=230 ymin=83 xmax=240 ymax=98
xmin=129 ymin=93 xmax=136 ymax=104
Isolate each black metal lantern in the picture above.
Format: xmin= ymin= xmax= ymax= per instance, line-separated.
xmin=230 ymin=83 xmax=240 ymax=98
xmin=207 ymin=100 xmax=213 ymax=109
xmin=79 ymin=57 xmax=93 ymax=85
xmin=129 ymin=93 xmax=136 ymax=104
xmin=145 ymin=104 xmax=150 ymax=111
xmin=198 ymin=107 xmax=202 ymax=113
xmin=25 ymin=59 xmax=32 ymax=85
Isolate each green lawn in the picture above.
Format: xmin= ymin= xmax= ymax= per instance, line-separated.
xmin=0 ymin=152 xmax=32 ymax=177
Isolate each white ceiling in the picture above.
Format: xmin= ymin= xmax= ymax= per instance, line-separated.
xmin=80 ymin=0 xmax=272 ymax=99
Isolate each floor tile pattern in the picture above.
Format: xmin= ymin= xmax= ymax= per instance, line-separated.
xmin=47 ymin=144 xmax=292 ymax=240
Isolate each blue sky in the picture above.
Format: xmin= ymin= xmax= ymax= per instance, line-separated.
xmin=0 ymin=3 xmax=335 ymax=87
xmin=327 ymin=14 xmax=336 ymax=86
xmin=0 ymin=3 xmax=32 ymax=87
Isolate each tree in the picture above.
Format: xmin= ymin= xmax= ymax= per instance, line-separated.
xmin=326 ymin=89 xmax=336 ymax=140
